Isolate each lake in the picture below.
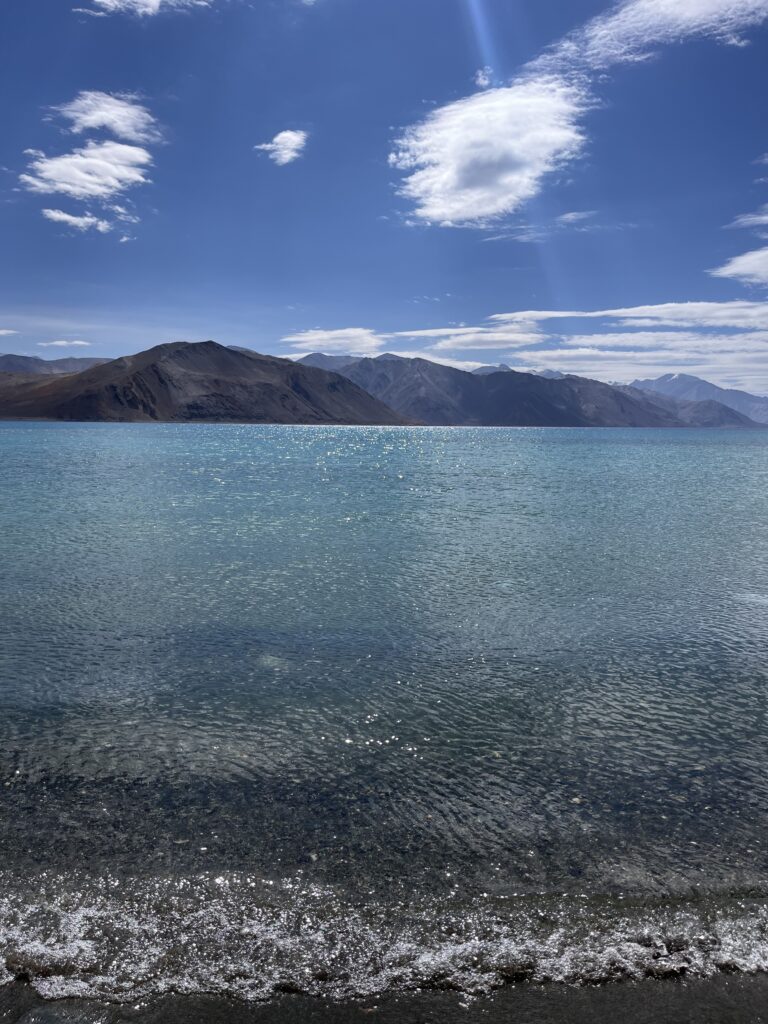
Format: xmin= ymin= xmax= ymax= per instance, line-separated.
xmin=1 ymin=423 xmax=768 ymax=1015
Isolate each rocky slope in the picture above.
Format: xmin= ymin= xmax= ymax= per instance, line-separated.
xmin=0 ymin=341 xmax=406 ymax=425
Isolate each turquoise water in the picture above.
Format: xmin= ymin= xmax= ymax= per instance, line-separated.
xmin=1 ymin=423 xmax=768 ymax=1002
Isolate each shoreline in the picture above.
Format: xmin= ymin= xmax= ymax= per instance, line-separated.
xmin=4 ymin=975 xmax=768 ymax=1024
xmin=1 ymin=418 xmax=767 ymax=429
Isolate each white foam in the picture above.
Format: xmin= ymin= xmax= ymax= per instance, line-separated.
xmin=2 ymin=873 xmax=768 ymax=1003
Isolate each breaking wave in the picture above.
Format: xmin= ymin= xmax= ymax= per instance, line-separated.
xmin=2 ymin=873 xmax=768 ymax=1003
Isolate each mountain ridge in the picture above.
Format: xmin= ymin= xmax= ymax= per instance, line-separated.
xmin=299 ymin=352 xmax=760 ymax=428
xmin=0 ymin=341 xmax=406 ymax=425
xmin=2 ymin=344 xmax=762 ymax=428
xmin=631 ymin=373 xmax=768 ymax=424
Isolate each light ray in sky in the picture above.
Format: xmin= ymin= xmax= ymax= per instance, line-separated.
xmin=463 ymin=0 xmax=499 ymax=78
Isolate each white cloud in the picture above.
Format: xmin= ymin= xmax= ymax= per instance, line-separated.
xmin=281 ymin=327 xmax=384 ymax=355
xmin=281 ymin=299 xmax=768 ymax=391
xmin=510 ymin=344 xmax=768 ymax=392
xmin=84 ymin=0 xmax=210 ymax=14
xmin=385 ymin=327 xmax=487 ymax=339
xmin=389 ymin=75 xmax=588 ymax=227
xmin=474 ymin=67 xmax=493 ymax=89
xmin=255 ymin=130 xmax=308 ymax=166
xmin=20 ymin=141 xmax=152 ymax=200
xmin=38 ymin=340 xmax=92 ymax=347
xmin=557 ymin=210 xmax=597 ymax=224
xmin=710 ymin=246 xmax=768 ymax=285
xmin=108 ymin=203 xmax=141 ymax=223
xmin=561 ymin=0 xmax=768 ymax=69
xmin=391 ymin=0 xmax=768 ymax=227
xmin=20 ymin=93 xmax=156 ymax=238
xmin=0 ymin=329 xmax=19 ymax=336
xmin=491 ymin=300 xmax=768 ymax=330
xmin=283 ymin=323 xmax=543 ymax=356
xmin=81 ymin=0 xmax=321 ymax=13
xmin=729 ymin=203 xmax=768 ymax=229
xmin=403 ymin=328 xmax=542 ymax=351
xmin=561 ymin=329 xmax=768 ymax=350
xmin=54 ymin=92 xmax=160 ymax=144
xmin=42 ymin=208 xmax=112 ymax=233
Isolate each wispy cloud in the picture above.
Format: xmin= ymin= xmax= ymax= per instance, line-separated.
xmin=710 ymin=246 xmax=768 ymax=285
xmin=391 ymin=0 xmax=768 ymax=227
xmin=42 ymin=208 xmax=112 ymax=233
xmin=79 ymin=0 xmax=321 ymax=14
xmin=108 ymin=203 xmax=141 ymax=224
xmin=21 ymin=141 xmax=152 ymax=200
xmin=560 ymin=329 xmax=768 ymax=350
xmin=82 ymin=0 xmax=211 ymax=15
xmin=474 ymin=67 xmax=493 ymax=89
xmin=392 ymin=326 xmax=543 ymax=351
xmin=255 ymin=130 xmax=308 ymax=166
xmin=281 ymin=299 xmax=768 ymax=391
xmin=557 ymin=210 xmax=597 ymax=225
xmin=711 ymin=183 xmax=768 ymax=284
xmin=490 ymin=300 xmax=768 ymax=329
xmin=0 ymin=329 xmax=19 ymax=337
xmin=38 ymin=339 xmax=92 ymax=348
xmin=487 ymin=209 xmax=611 ymax=243
xmin=552 ymin=0 xmax=768 ymax=69
xmin=729 ymin=203 xmax=768 ymax=229
xmin=281 ymin=327 xmax=382 ymax=355
xmin=54 ymin=92 xmax=160 ymax=144
xmin=283 ymin=323 xmax=544 ymax=356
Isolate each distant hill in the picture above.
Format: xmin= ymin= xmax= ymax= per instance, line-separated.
xmin=631 ymin=373 xmax=768 ymax=425
xmin=618 ymin=387 xmax=759 ymax=427
xmin=0 ymin=353 xmax=107 ymax=375
xmin=472 ymin=363 xmax=513 ymax=376
xmin=472 ymin=365 xmax=565 ymax=379
xmin=295 ymin=352 xmax=361 ymax=372
xmin=295 ymin=352 xmax=762 ymax=428
xmin=337 ymin=354 xmax=729 ymax=427
xmin=531 ymin=369 xmax=566 ymax=380
xmin=0 ymin=341 xmax=406 ymax=425
xmin=296 ymin=354 xmax=761 ymax=425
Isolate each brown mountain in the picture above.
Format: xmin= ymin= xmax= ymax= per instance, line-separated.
xmin=0 ymin=341 xmax=405 ymax=425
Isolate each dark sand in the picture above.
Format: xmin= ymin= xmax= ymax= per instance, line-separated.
xmin=3 ymin=976 xmax=768 ymax=1024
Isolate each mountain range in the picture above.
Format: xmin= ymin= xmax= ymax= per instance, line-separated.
xmin=630 ymin=372 xmax=768 ymax=425
xmin=0 ymin=342 xmax=404 ymax=424
xmin=297 ymin=352 xmax=760 ymax=428
xmin=0 ymin=343 xmax=764 ymax=428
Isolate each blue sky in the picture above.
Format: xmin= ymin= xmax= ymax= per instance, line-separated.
xmin=2 ymin=0 xmax=768 ymax=389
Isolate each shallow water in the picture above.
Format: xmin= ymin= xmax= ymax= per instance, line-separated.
xmin=1 ymin=424 xmax=768 ymax=1005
